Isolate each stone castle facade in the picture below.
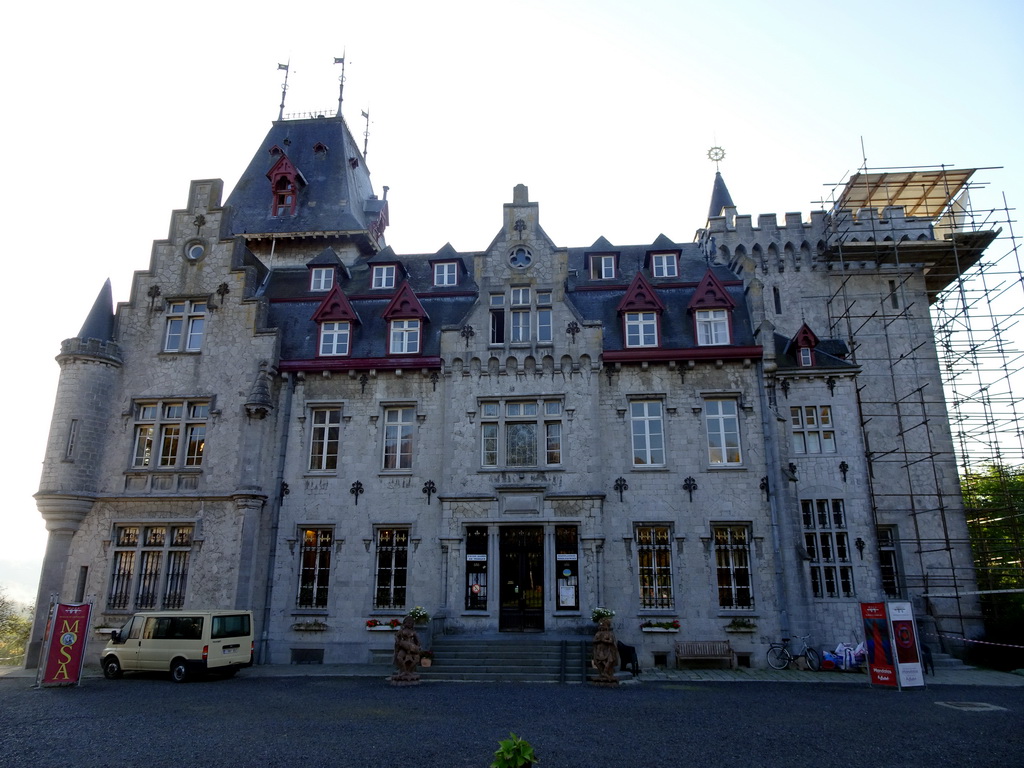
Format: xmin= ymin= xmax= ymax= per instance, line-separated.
xmin=28 ymin=113 xmax=990 ymax=668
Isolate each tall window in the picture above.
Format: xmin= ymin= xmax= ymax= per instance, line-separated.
xmin=383 ymin=406 xmax=414 ymax=470
xmin=652 ymin=253 xmax=678 ymax=278
xmin=877 ymin=526 xmax=902 ymax=598
xmin=132 ymin=400 xmax=209 ymax=469
xmin=803 ymin=499 xmax=854 ymax=598
xmin=107 ymin=524 xmax=194 ymax=611
xmin=164 ymin=300 xmax=206 ymax=352
xmin=636 ymin=525 xmax=673 ymax=609
xmin=695 ymin=309 xmax=730 ymax=346
xmin=791 ymin=406 xmax=835 ymax=454
xmin=273 ymin=176 xmax=297 ymax=216
xmin=319 ymin=321 xmax=350 ymax=356
xmin=372 ymin=265 xmax=396 ymax=289
xmin=630 ymin=400 xmax=665 ymax=466
xmin=480 ymin=398 xmax=563 ymax=468
xmin=297 ymin=528 xmax=332 ymax=608
xmin=374 ymin=528 xmax=409 ymax=609
xmin=465 ymin=526 xmax=488 ymax=610
xmin=714 ymin=525 xmax=753 ymax=609
xmin=490 ymin=290 xmax=552 ymax=345
xmin=705 ymin=398 xmax=741 ymax=465
xmin=309 ymin=407 xmax=341 ymax=471
xmin=624 ymin=311 xmax=658 ymax=348
xmin=389 ymin=319 xmax=420 ymax=354
xmin=310 ymin=268 xmax=334 ymax=291
xmin=434 ymin=262 xmax=457 ymax=286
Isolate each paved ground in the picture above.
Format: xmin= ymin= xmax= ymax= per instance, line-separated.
xmin=4 ymin=660 xmax=1023 ymax=686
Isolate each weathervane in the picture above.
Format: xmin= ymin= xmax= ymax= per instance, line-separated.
xmin=708 ymin=146 xmax=726 ymax=171
xmin=277 ymin=61 xmax=291 ymax=121
xmin=334 ymin=54 xmax=347 ymax=116
xmin=362 ymin=107 xmax=371 ymax=158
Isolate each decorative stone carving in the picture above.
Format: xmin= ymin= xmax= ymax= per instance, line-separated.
xmin=389 ymin=615 xmax=422 ymax=685
xmin=591 ymin=617 xmax=619 ymax=685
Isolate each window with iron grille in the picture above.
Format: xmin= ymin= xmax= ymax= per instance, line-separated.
xmin=803 ymin=499 xmax=855 ymax=598
xmin=296 ymin=527 xmax=333 ymax=608
xmin=636 ymin=525 xmax=673 ymax=609
xmin=713 ymin=524 xmax=754 ymax=609
xmin=132 ymin=400 xmax=209 ymax=470
xmin=107 ymin=524 xmax=194 ymax=611
xmin=374 ymin=528 xmax=409 ymax=609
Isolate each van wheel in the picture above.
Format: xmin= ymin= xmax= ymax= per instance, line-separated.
xmin=170 ymin=659 xmax=189 ymax=683
xmin=102 ymin=657 xmax=123 ymax=680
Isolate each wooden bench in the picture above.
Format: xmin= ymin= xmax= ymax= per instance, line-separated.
xmin=675 ymin=640 xmax=736 ymax=670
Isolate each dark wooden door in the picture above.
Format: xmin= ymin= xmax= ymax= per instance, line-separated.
xmin=499 ymin=527 xmax=544 ymax=632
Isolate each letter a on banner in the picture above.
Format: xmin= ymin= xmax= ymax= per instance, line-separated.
xmin=41 ymin=603 xmax=93 ymax=687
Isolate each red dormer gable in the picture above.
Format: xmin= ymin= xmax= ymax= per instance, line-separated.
xmin=311 ymin=285 xmax=359 ymax=323
xmin=382 ymin=281 xmax=428 ymax=320
xmin=617 ymin=273 xmax=666 ymax=314
xmin=792 ymin=323 xmax=820 ymax=349
xmin=687 ymin=269 xmax=736 ymax=311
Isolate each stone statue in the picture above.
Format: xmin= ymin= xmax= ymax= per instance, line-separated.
xmin=591 ymin=617 xmax=620 ymax=684
xmin=389 ymin=615 xmax=422 ymax=685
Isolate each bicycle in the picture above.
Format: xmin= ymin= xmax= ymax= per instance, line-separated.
xmin=766 ymin=635 xmax=821 ymax=671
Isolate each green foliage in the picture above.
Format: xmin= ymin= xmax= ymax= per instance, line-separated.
xmin=490 ymin=733 xmax=538 ymax=767
xmin=0 ymin=587 xmax=32 ymax=666
xmin=590 ymin=607 xmax=614 ymax=623
xmin=961 ymin=465 xmax=1024 ymax=667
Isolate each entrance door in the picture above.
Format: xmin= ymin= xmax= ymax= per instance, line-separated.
xmin=499 ymin=527 xmax=544 ymax=632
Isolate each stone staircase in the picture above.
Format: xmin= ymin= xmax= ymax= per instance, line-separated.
xmin=420 ymin=635 xmax=593 ymax=683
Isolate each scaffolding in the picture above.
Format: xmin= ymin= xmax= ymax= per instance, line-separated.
xmin=818 ymin=163 xmax=1024 ymax=651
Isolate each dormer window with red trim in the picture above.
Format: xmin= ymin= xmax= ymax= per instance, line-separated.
xmin=312 ymin=285 xmax=359 ymax=358
xmin=273 ymin=176 xmax=297 ymax=216
xmin=617 ymin=273 xmax=665 ymax=349
xmin=791 ymin=323 xmax=820 ymax=367
xmin=688 ymin=270 xmax=736 ymax=347
xmin=383 ymin=282 xmax=428 ymax=356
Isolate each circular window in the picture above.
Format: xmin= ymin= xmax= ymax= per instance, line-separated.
xmin=508 ymin=247 xmax=532 ymax=268
xmin=184 ymin=240 xmax=206 ymax=261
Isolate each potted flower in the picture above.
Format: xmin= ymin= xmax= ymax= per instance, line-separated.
xmin=408 ymin=606 xmax=430 ymax=625
xmin=365 ymin=618 xmax=403 ymax=630
xmin=419 ymin=649 xmax=434 ymax=668
xmin=724 ymin=617 xmax=757 ymax=633
xmin=640 ymin=619 xmax=680 ymax=632
xmin=591 ymin=607 xmax=615 ymax=623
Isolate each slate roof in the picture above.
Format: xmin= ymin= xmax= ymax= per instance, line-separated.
xmin=773 ymin=333 xmax=856 ymax=371
xmin=225 ymin=115 xmax=385 ymax=242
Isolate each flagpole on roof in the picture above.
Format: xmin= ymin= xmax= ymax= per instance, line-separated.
xmin=334 ymin=53 xmax=346 ymax=117
xmin=277 ymin=61 xmax=290 ymax=121
xmin=362 ymin=107 xmax=371 ymax=159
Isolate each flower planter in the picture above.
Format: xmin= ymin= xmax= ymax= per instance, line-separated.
xmin=291 ymin=623 xmax=328 ymax=632
xmin=367 ymin=625 xmax=399 ymax=631
xmin=641 ymin=627 xmax=679 ymax=633
xmin=420 ymin=657 xmax=432 ymax=667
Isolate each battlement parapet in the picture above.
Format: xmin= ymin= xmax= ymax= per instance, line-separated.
xmin=58 ymin=337 xmax=124 ymax=365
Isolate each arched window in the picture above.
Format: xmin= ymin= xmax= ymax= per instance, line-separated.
xmin=273 ymin=176 xmax=297 ymax=217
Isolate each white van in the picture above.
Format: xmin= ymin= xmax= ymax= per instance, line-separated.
xmin=101 ymin=610 xmax=254 ymax=682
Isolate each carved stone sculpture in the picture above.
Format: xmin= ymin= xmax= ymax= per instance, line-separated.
xmin=591 ymin=617 xmax=620 ymax=685
xmin=389 ymin=615 xmax=422 ymax=685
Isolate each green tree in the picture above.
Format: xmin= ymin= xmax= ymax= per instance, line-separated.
xmin=0 ymin=587 xmax=32 ymax=667
xmin=961 ymin=464 xmax=1024 ymax=667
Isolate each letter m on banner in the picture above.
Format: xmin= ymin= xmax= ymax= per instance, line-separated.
xmin=42 ymin=603 xmax=93 ymax=687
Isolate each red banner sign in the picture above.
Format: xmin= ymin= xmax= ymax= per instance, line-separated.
xmin=860 ymin=602 xmax=897 ymax=687
xmin=42 ymin=603 xmax=93 ymax=686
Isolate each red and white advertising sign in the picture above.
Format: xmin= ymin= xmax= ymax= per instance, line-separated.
xmin=860 ymin=602 xmax=898 ymax=687
xmin=887 ymin=601 xmax=925 ymax=688
xmin=41 ymin=603 xmax=93 ymax=686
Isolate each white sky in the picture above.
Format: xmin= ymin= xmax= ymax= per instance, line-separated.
xmin=3 ymin=0 xmax=1022 ymax=605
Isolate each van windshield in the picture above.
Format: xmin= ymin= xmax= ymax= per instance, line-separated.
xmin=212 ymin=614 xmax=251 ymax=639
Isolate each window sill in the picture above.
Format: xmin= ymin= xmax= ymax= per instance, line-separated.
xmin=629 ymin=466 xmax=670 ymax=472
xmin=706 ymin=465 xmax=747 ymax=471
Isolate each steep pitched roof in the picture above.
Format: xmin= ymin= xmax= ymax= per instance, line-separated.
xmin=708 ymin=171 xmax=735 ymax=219
xmin=77 ymin=279 xmax=116 ymax=341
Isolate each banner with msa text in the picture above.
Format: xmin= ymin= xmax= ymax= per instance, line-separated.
xmin=860 ymin=602 xmax=898 ymax=687
xmin=41 ymin=603 xmax=93 ymax=686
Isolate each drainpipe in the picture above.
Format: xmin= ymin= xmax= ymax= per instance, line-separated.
xmin=258 ymin=371 xmax=295 ymax=664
